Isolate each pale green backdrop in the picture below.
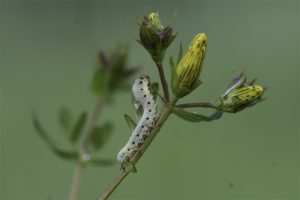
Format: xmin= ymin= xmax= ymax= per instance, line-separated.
xmin=1 ymin=0 xmax=299 ymax=200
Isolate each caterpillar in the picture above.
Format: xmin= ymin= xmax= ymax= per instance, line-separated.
xmin=117 ymin=75 xmax=157 ymax=162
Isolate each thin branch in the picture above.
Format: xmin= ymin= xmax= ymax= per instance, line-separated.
xmin=175 ymin=102 xmax=219 ymax=109
xmin=155 ymin=61 xmax=170 ymax=102
xmin=97 ymin=169 xmax=129 ymax=200
xmin=97 ymin=99 xmax=177 ymax=200
xmin=81 ymin=100 xmax=103 ymax=155
xmin=69 ymin=100 xmax=103 ymax=200
xmin=69 ymin=161 xmax=85 ymax=200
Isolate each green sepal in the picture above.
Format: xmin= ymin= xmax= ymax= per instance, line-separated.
xmin=58 ymin=107 xmax=72 ymax=132
xmin=32 ymin=112 xmax=78 ymax=160
xmin=248 ymin=78 xmax=257 ymax=86
xmin=172 ymin=108 xmax=223 ymax=123
xmin=124 ymin=114 xmax=137 ymax=131
xmin=170 ymin=42 xmax=184 ymax=98
xmin=122 ymin=161 xmax=137 ymax=173
xmin=70 ymin=112 xmax=88 ymax=143
xmin=190 ymin=79 xmax=202 ymax=92
xmin=90 ymin=122 xmax=113 ymax=150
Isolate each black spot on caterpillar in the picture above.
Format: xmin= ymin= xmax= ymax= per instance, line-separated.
xmin=117 ymin=75 xmax=157 ymax=162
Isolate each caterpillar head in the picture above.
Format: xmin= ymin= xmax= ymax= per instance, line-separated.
xmin=117 ymin=150 xmax=128 ymax=162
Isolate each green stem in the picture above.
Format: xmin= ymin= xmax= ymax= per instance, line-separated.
xmin=68 ymin=161 xmax=85 ymax=200
xmin=97 ymin=168 xmax=129 ymax=200
xmin=81 ymin=100 xmax=103 ymax=155
xmin=155 ymin=60 xmax=170 ymax=102
xmin=69 ymin=100 xmax=103 ymax=200
xmin=97 ymin=98 xmax=177 ymax=200
xmin=175 ymin=102 xmax=219 ymax=109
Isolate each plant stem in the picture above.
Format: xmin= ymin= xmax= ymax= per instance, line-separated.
xmin=69 ymin=100 xmax=103 ymax=200
xmin=69 ymin=161 xmax=85 ymax=200
xmin=97 ymin=99 xmax=177 ymax=200
xmin=81 ymin=100 xmax=103 ymax=155
xmin=155 ymin=61 xmax=170 ymax=102
xmin=97 ymin=168 xmax=129 ymax=200
xmin=176 ymin=102 xmax=219 ymax=109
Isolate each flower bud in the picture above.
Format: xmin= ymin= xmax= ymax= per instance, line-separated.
xmin=219 ymin=85 xmax=265 ymax=113
xmin=172 ymin=33 xmax=207 ymax=98
xmin=217 ymin=72 xmax=265 ymax=113
xmin=138 ymin=12 xmax=176 ymax=61
xmin=147 ymin=12 xmax=163 ymax=31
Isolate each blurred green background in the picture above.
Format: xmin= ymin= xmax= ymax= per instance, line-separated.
xmin=1 ymin=0 xmax=299 ymax=199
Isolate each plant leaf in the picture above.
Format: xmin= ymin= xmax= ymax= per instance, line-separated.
xmin=172 ymin=108 xmax=223 ymax=123
xmin=90 ymin=122 xmax=113 ymax=150
xmin=123 ymin=161 xmax=137 ymax=173
xmin=124 ymin=114 xmax=136 ymax=131
xmin=32 ymin=112 xmax=78 ymax=160
xmin=170 ymin=55 xmax=178 ymax=96
xmin=58 ymin=107 xmax=72 ymax=132
xmin=70 ymin=112 xmax=87 ymax=143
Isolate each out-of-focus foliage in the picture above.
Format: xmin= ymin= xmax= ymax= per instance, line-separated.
xmin=91 ymin=46 xmax=139 ymax=101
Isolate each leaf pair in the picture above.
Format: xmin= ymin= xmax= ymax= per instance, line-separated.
xmin=33 ymin=109 xmax=114 ymax=164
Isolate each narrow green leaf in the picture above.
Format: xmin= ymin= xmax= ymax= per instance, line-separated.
xmin=90 ymin=122 xmax=113 ymax=150
xmin=70 ymin=112 xmax=87 ymax=143
xmin=32 ymin=112 xmax=78 ymax=160
xmin=58 ymin=107 xmax=72 ymax=132
xmin=172 ymin=108 xmax=223 ymax=123
xmin=170 ymin=55 xmax=178 ymax=96
xmin=124 ymin=114 xmax=137 ymax=131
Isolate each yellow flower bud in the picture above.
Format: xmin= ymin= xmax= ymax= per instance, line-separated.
xmin=217 ymin=72 xmax=266 ymax=113
xmin=219 ymin=85 xmax=265 ymax=113
xmin=172 ymin=33 xmax=207 ymax=98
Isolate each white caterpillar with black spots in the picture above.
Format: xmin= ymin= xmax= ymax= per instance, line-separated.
xmin=117 ymin=75 xmax=157 ymax=162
